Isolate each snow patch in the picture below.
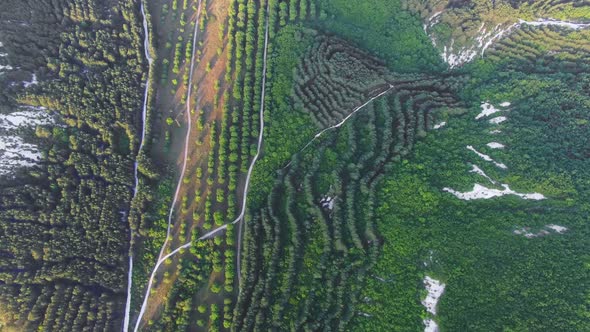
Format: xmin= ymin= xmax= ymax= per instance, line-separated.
xmin=433 ymin=121 xmax=446 ymax=129
xmin=514 ymin=224 xmax=568 ymax=238
xmin=499 ymin=102 xmax=511 ymax=107
xmin=489 ymin=116 xmax=507 ymax=124
xmin=424 ymin=319 xmax=439 ymax=332
xmin=487 ymin=142 xmax=505 ymax=149
xmin=443 ymin=183 xmax=545 ymax=201
xmin=513 ymin=227 xmax=550 ymax=238
xmin=467 ymin=145 xmax=507 ymax=169
xmin=0 ymin=107 xmax=55 ymax=177
xmin=320 ymin=196 xmax=335 ymax=210
xmin=0 ymin=108 xmax=52 ymax=130
xmin=476 ymin=102 xmax=509 ymax=120
xmin=442 ymin=39 xmax=478 ymax=69
xmin=430 ymin=22 xmax=518 ymax=68
xmin=0 ymin=136 xmax=43 ymax=176
xmin=23 ymin=74 xmax=38 ymax=87
xmin=490 ymin=129 xmax=502 ymax=134
xmin=546 ymin=224 xmax=568 ymax=233
xmin=422 ymin=276 xmax=445 ymax=315
xmin=519 ymin=18 xmax=590 ymax=30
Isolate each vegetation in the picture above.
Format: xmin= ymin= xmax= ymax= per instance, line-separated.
xmin=236 ymin=1 xmax=590 ymax=331
xmin=0 ymin=0 xmax=150 ymax=330
xmin=1 ymin=0 xmax=589 ymax=331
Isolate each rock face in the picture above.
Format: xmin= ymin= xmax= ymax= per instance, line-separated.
xmin=0 ymin=106 xmax=55 ymax=177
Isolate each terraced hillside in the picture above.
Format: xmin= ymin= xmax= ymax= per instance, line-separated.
xmin=485 ymin=23 xmax=590 ymax=72
xmin=292 ymin=36 xmax=390 ymax=128
xmin=234 ymin=32 xmax=464 ymax=329
xmin=235 ymin=1 xmax=590 ymax=331
xmin=407 ymin=0 xmax=590 ymax=68
xmin=1 ymin=0 xmax=588 ymax=331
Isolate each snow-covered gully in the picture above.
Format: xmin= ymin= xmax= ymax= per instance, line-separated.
xmin=123 ymin=2 xmax=154 ymax=331
xmin=428 ymin=15 xmax=590 ymax=68
xmin=131 ymin=0 xmax=203 ymax=330
xmin=422 ymin=276 xmax=445 ymax=332
xmin=519 ymin=18 xmax=590 ymax=30
xmin=467 ymin=145 xmax=507 ymax=169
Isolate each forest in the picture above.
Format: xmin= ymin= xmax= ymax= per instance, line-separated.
xmin=0 ymin=0 xmax=149 ymax=330
xmin=0 ymin=0 xmax=589 ymax=331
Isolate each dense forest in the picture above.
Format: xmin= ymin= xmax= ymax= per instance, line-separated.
xmin=238 ymin=0 xmax=590 ymax=331
xmin=0 ymin=0 xmax=148 ymax=330
xmin=1 ymin=0 xmax=589 ymax=331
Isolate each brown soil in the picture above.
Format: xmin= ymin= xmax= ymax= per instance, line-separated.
xmin=136 ymin=0 xmax=232 ymax=328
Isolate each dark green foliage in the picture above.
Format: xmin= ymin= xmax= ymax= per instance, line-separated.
xmin=0 ymin=0 xmax=152 ymax=330
xmin=315 ymin=0 xmax=444 ymax=72
xmin=234 ymin=28 xmax=462 ymax=328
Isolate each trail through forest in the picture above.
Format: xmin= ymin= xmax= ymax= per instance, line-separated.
xmin=132 ymin=0 xmax=203 ymax=330
xmin=232 ymin=0 xmax=270 ymax=284
xmin=133 ymin=2 xmax=272 ymax=323
xmin=283 ymin=84 xmax=395 ymax=170
xmin=132 ymin=0 xmax=394 ymax=322
xmin=123 ymin=2 xmax=153 ymax=331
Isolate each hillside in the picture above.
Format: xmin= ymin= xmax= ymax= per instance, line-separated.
xmin=0 ymin=0 xmax=588 ymax=331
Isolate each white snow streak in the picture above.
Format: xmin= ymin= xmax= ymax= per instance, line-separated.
xmin=426 ymin=15 xmax=590 ymax=68
xmin=487 ymin=142 xmax=505 ymax=149
xmin=23 ymin=74 xmax=38 ymax=87
xmin=519 ymin=18 xmax=590 ymax=30
xmin=470 ymin=164 xmax=496 ymax=184
xmin=489 ymin=116 xmax=507 ymax=124
xmin=422 ymin=276 xmax=445 ymax=315
xmin=467 ymin=145 xmax=507 ymax=169
xmin=514 ymin=224 xmax=568 ymax=238
xmin=443 ymin=183 xmax=545 ymax=201
xmin=546 ymin=224 xmax=568 ymax=233
xmin=433 ymin=121 xmax=446 ymax=129
xmin=476 ymin=102 xmax=509 ymax=120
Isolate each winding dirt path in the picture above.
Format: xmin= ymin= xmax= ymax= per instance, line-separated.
xmin=300 ymin=85 xmax=394 ymax=152
xmin=131 ymin=1 xmax=394 ymax=325
xmin=132 ymin=0 xmax=203 ymax=330
xmin=131 ymin=3 xmax=271 ymax=324
xmin=282 ymin=84 xmax=395 ymax=170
